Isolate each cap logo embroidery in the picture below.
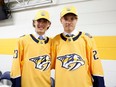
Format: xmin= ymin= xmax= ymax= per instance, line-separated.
xmin=41 ymin=12 xmax=45 ymax=16
xmin=67 ymin=7 xmax=71 ymax=11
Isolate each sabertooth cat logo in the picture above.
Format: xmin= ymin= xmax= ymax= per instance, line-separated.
xmin=57 ymin=54 xmax=85 ymax=71
xmin=29 ymin=55 xmax=51 ymax=71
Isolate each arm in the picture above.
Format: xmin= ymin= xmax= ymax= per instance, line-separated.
xmin=51 ymin=37 xmax=57 ymax=69
xmin=84 ymin=33 xmax=105 ymax=87
xmin=10 ymin=38 xmax=23 ymax=87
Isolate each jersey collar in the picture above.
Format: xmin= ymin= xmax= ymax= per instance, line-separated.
xmin=30 ymin=34 xmax=49 ymax=44
xmin=34 ymin=32 xmax=46 ymax=40
xmin=60 ymin=32 xmax=82 ymax=41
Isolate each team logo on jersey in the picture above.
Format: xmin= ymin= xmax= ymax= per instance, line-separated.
xmin=57 ymin=54 xmax=85 ymax=71
xmin=29 ymin=55 xmax=51 ymax=71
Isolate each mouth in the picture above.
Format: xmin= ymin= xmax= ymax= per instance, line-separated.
xmin=66 ymin=24 xmax=72 ymax=27
xmin=39 ymin=28 xmax=44 ymax=30
xmin=38 ymin=26 xmax=44 ymax=30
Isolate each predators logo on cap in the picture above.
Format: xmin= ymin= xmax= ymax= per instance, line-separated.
xmin=34 ymin=10 xmax=50 ymax=22
xmin=41 ymin=12 xmax=45 ymax=16
xmin=66 ymin=7 xmax=71 ymax=11
xmin=60 ymin=6 xmax=78 ymax=18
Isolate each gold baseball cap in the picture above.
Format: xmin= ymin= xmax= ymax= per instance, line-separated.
xmin=60 ymin=6 xmax=78 ymax=18
xmin=34 ymin=10 xmax=50 ymax=22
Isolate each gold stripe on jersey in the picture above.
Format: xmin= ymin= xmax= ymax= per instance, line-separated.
xmin=60 ymin=32 xmax=82 ymax=41
xmin=30 ymin=34 xmax=49 ymax=44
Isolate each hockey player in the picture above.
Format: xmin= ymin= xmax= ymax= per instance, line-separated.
xmin=10 ymin=10 xmax=52 ymax=87
xmin=52 ymin=6 xmax=105 ymax=87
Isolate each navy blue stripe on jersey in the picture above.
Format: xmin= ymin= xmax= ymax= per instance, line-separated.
xmin=45 ymin=37 xmax=49 ymax=44
xmin=60 ymin=33 xmax=67 ymax=41
xmin=92 ymin=75 xmax=105 ymax=87
xmin=30 ymin=34 xmax=39 ymax=43
xmin=30 ymin=34 xmax=49 ymax=44
xmin=73 ymin=32 xmax=82 ymax=41
xmin=60 ymin=32 xmax=82 ymax=41
xmin=11 ymin=76 xmax=21 ymax=87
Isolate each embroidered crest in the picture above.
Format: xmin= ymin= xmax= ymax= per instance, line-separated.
xmin=29 ymin=55 xmax=51 ymax=71
xmin=57 ymin=53 xmax=85 ymax=71
xmin=85 ymin=33 xmax=92 ymax=38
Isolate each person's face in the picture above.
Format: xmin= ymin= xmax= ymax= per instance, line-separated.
xmin=33 ymin=18 xmax=51 ymax=35
xmin=60 ymin=13 xmax=77 ymax=33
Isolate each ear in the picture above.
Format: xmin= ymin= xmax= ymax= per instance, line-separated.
xmin=48 ymin=22 xmax=51 ymax=26
xmin=60 ymin=17 xmax=64 ymax=24
xmin=48 ymin=22 xmax=51 ymax=27
xmin=47 ymin=22 xmax=51 ymax=29
xmin=60 ymin=18 xmax=62 ymax=22
xmin=33 ymin=20 xmax=35 ymax=27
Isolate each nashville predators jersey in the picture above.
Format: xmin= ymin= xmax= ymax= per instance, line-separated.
xmin=10 ymin=34 xmax=52 ymax=87
xmin=52 ymin=31 xmax=105 ymax=87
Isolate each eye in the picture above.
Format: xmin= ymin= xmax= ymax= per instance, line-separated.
xmin=64 ymin=17 xmax=68 ymax=21
xmin=37 ymin=19 xmax=40 ymax=22
xmin=71 ymin=17 xmax=75 ymax=21
xmin=43 ymin=20 xmax=48 ymax=23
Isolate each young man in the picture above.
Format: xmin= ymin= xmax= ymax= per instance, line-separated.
xmin=52 ymin=6 xmax=105 ymax=87
xmin=10 ymin=10 xmax=52 ymax=87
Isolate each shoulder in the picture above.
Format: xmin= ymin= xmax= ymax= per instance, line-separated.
xmin=80 ymin=32 xmax=93 ymax=39
xmin=84 ymin=32 xmax=93 ymax=38
xmin=52 ymin=34 xmax=61 ymax=44
xmin=20 ymin=34 xmax=26 ymax=37
xmin=19 ymin=34 xmax=30 ymax=38
xmin=80 ymin=32 xmax=94 ymax=44
xmin=53 ymin=34 xmax=61 ymax=40
xmin=18 ymin=34 xmax=30 ymax=42
xmin=47 ymin=36 xmax=53 ymax=40
xmin=46 ymin=36 xmax=52 ymax=43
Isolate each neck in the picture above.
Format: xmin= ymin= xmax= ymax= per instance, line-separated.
xmin=37 ymin=32 xmax=45 ymax=36
xmin=64 ymin=30 xmax=74 ymax=34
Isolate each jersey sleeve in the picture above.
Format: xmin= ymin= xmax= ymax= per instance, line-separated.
xmin=51 ymin=38 xmax=56 ymax=69
xmin=10 ymin=38 xmax=24 ymax=87
xmin=51 ymin=36 xmax=59 ymax=69
xmin=83 ymin=33 xmax=105 ymax=87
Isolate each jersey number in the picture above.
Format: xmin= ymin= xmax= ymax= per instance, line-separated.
xmin=93 ymin=50 xmax=99 ymax=60
xmin=13 ymin=50 xmax=18 ymax=58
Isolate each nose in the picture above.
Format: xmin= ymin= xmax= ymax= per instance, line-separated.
xmin=66 ymin=19 xmax=72 ymax=24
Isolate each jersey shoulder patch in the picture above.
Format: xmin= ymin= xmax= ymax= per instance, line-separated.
xmin=20 ymin=35 xmax=25 ymax=37
xmin=85 ymin=33 xmax=92 ymax=38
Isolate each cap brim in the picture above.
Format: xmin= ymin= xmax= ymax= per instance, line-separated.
xmin=34 ymin=18 xmax=50 ymax=22
xmin=61 ymin=12 xmax=77 ymax=18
